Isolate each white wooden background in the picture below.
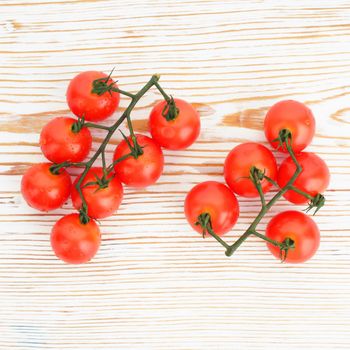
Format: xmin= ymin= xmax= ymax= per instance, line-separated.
xmin=1 ymin=1 xmax=350 ymax=349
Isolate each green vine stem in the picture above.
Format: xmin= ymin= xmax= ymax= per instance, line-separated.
xmin=51 ymin=74 xmax=168 ymax=223
xmin=196 ymin=129 xmax=325 ymax=260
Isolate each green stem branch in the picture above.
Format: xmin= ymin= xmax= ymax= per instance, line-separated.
xmin=84 ymin=122 xmax=111 ymax=131
xmin=110 ymin=87 xmax=135 ymax=99
xmin=288 ymin=185 xmax=314 ymax=200
xmin=154 ymin=80 xmax=170 ymax=101
xmin=76 ymin=75 xmax=160 ymax=222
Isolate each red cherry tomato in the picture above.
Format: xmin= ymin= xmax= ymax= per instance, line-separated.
xmin=266 ymin=211 xmax=320 ymax=263
xmin=264 ymin=100 xmax=315 ymax=153
xmin=40 ymin=117 xmax=92 ymax=163
xmin=278 ymin=152 xmax=330 ymax=204
xmin=66 ymin=71 xmax=120 ymax=122
xmin=224 ymin=142 xmax=277 ymax=198
xmin=184 ymin=181 xmax=239 ymax=236
xmin=149 ymin=98 xmax=200 ymax=150
xmin=21 ymin=163 xmax=71 ymax=211
xmin=113 ymin=134 xmax=164 ymax=188
xmin=71 ymin=167 xmax=123 ymax=219
xmin=51 ymin=213 xmax=101 ymax=264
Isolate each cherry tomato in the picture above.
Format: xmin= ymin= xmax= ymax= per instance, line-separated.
xmin=278 ymin=152 xmax=330 ymax=204
xmin=264 ymin=100 xmax=315 ymax=153
xmin=149 ymin=98 xmax=200 ymax=150
xmin=71 ymin=167 xmax=123 ymax=219
xmin=66 ymin=71 xmax=120 ymax=122
xmin=224 ymin=142 xmax=277 ymax=198
xmin=21 ymin=163 xmax=71 ymax=211
xmin=184 ymin=181 xmax=239 ymax=236
xmin=40 ymin=117 xmax=92 ymax=163
xmin=51 ymin=213 xmax=101 ymax=264
xmin=266 ymin=211 xmax=320 ymax=263
xmin=113 ymin=134 xmax=164 ymax=188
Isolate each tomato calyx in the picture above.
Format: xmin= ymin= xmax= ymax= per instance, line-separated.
xmin=91 ymin=68 xmax=117 ymax=96
xmin=287 ymin=186 xmax=326 ymax=215
xmin=195 ymin=212 xmax=212 ymax=238
xmin=120 ymin=131 xmax=144 ymax=159
xmin=79 ymin=203 xmax=90 ymax=225
xmin=249 ymin=166 xmax=266 ymax=183
xmin=195 ymin=212 xmax=232 ymax=255
xmin=71 ymin=115 xmax=85 ymax=133
xmin=272 ymin=128 xmax=292 ymax=151
xmin=49 ymin=162 xmax=67 ymax=175
xmin=305 ymin=193 xmax=326 ymax=215
xmin=162 ymin=96 xmax=179 ymax=121
xmin=279 ymin=237 xmax=295 ymax=262
xmin=82 ymin=172 xmax=114 ymax=191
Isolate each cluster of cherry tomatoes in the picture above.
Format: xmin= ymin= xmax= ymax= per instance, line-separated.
xmin=185 ymin=100 xmax=330 ymax=263
xmin=21 ymin=71 xmax=200 ymax=264
xmin=21 ymin=70 xmax=330 ymax=265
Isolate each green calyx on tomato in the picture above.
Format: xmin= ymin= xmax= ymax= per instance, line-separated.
xmin=279 ymin=237 xmax=295 ymax=262
xmin=71 ymin=114 xmax=86 ymax=133
xmin=91 ymin=67 xmax=116 ymax=96
xmin=305 ymin=193 xmax=326 ymax=215
xmin=120 ymin=130 xmax=144 ymax=159
xmin=162 ymin=96 xmax=179 ymax=121
xmin=195 ymin=212 xmax=212 ymax=238
xmin=271 ymin=128 xmax=292 ymax=151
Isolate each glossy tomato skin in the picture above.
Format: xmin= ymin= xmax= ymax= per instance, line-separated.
xmin=66 ymin=71 xmax=120 ymax=122
xmin=278 ymin=152 xmax=330 ymax=204
xmin=71 ymin=167 xmax=123 ymax=219
xmin=149 ymin=98 xmax=200 ymax=150
xmin=40 ymin=117 xmax=92 ymax=163
xmin=264 ymin=100 xmax=315 ymax=153
xmin=224 ymin=142 xmax=277 ymax=198
xmin=113 ymin=134 xmax=164 ymax=188
xmin=21 ymin=163 xmax=71 ymax=211
xmin=266 ymin=211 xmax=320 ymax=263
xmin=51 ymin=213 xmax=101 ymax=264
xmin=184 ymin=181 xmax=239 ymax=236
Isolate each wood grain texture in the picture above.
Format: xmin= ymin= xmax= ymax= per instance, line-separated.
xmin=1 ymin=0 xmax=350 ymax=349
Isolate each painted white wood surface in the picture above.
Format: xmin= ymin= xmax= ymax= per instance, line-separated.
xmin=1 ymin=1 xmax=350 ymax=349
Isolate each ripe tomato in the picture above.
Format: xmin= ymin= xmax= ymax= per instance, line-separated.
xmin=266 ymin=211 xmax=320 ymax=263
xmin=264 ymin=100 xmax=315 ymax=153
xmin=40 ymin=117 xmax=92 ymax=163
xmin=224 ymin=142 xmax=277 ymax=198
xmin=21 ymin=163 xmax=71 ymax=211
xmin=66 ymin=71 xmax=120 ymax=122
xmin=278 ymin=152 xmax=330 ymax=204
xmin=51 ymin=213 xmax=101 ymax=264
xmin=149 ymin=98 xmax=200 ymax=150
xmin=113 ymin=134 xmax=164 ymax=188
xmin=71 ymin=167 xmax=123 ymax=219
xmin=184 ymin=181 xmax=239 ymax=236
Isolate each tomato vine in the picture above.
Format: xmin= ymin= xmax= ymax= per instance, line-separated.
xmin=195 ymin=130 xmax=326 ymax=261
xmin=49 ymin=73 xmax=169 ymax=224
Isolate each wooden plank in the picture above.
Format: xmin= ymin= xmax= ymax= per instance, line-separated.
xmin=0 ymin=0 xmax=349 ymax=349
